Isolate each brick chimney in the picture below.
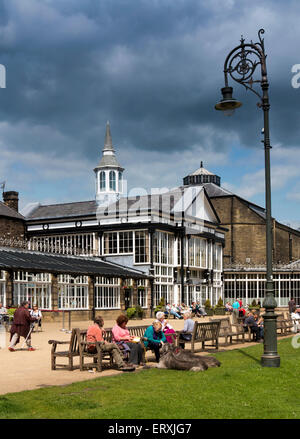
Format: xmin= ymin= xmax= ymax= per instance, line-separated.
xmin=3 ymin=191 xmax=19 ymax=212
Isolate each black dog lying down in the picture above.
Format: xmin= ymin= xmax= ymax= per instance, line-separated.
xmin=147 ymin=343 xmax=221 ymax=371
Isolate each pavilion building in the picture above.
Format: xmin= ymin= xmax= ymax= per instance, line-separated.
xmin=25 ymin=124 xmax=226 ymax=318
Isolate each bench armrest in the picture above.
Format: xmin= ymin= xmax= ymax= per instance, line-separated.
xmin=48 ymin=340 xmax=70 ymax=345
xmin=80 ymin=341 xmax=105 ymax=347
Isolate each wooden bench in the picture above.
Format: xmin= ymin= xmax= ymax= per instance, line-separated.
xmin=79 ymin=328 xmax=115 ymax=372
xmin=276 ymin=313 xmax=290 ymax=335
xmin=209 ymin=317 xmax=246 ymax=344
xmin=48 ymin=328 xmax=84 ymax=371
xmin=176 ymin=321 xmax=220 ymax=353
xmin=50 ymin=324 xmax=177 ymax=372
xmin=128 ymin=325 xmax=176 ymax=362
xmin=79 ymin=325 xmax=152 ymax=371
xmin=284 ymin=312 xmax=300 ymax=333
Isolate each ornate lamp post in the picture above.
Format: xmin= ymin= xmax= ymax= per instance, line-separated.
xmin=215 ymin=29 xmax=280 ymax=367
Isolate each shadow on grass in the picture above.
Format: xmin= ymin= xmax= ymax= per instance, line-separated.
xmin=236 ymin=348 xmax=261 ymax=364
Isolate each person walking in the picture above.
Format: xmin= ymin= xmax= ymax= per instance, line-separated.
xmin=288 ymin=297 xmax=296 ymax=314
xmin=232 ymin=299 xmax=240 ymax=324
xmin=8 ymin=301 xmax=37 ymax=351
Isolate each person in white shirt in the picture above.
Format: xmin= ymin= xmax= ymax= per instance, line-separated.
xmin=155 ymin=311 xmax=176 ymax=344
xmin=30 ymin=305 xmax=43 ymax=331
xmin=291 ymin=311 xmax=300 ymax=332
xmin=0 ymin=303 xmax=8 ymax=324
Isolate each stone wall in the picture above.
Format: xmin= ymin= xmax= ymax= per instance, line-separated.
xmin=0 ymin=217 xmax=25 ymax=242
xmin=41 ymin=307 xmax=152 ymax=323
xmin=211 ymin=195 xmax=300 ymax=265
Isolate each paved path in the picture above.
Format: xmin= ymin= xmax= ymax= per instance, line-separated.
xmin=0 ymin=316 xmax=291 ymax=395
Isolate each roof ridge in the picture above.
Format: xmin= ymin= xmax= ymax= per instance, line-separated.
xmin=36 ymin=200 xmax=96 ymax=208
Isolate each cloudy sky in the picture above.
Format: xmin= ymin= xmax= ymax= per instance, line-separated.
xmin=0 ymin=0 xmax=299 ymax=228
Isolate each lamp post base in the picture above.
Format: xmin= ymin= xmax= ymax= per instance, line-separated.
xmin=261 ymin=354 xmax=280 ymax=368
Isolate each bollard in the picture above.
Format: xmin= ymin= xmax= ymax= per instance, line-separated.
xmin=0 ymin=322 xmax=6 ymax=349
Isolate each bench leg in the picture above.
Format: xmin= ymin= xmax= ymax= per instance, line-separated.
xmin=51 ymin=355 xmax=56 ymax=371
xmin=80 ymin=354 xmax=84 ymax=371
xmin=96 ymin=353 xmax=102 ymax=372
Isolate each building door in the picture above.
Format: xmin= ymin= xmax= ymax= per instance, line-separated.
xmin=124 ymin=288 xmax=131 ymax=310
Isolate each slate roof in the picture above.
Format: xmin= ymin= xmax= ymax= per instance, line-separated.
xmin=0 ymin=201 xmax=25 ymax=221
xmin=26 ymin=185 xmax=219 ymax=223
xmin=0 ymin=246 xmax=150 ymax=278
xmin=96 ymin=154 xmax=123 ymax=169
xmin=27 ymin=200 xmax=98 ymax=220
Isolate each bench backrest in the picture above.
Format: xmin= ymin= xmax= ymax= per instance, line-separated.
xmin=72 ymin=328 xmax=86 ymax=354
xmin=76 ymin=325 xmax=149 ymax=348
xmin=209 ymin=317 xmax=231 ymax=336
xmin=128 ymin=325 xmax=148 ymax=338
xmin=193 ymin=321 xmax=220 ymax=341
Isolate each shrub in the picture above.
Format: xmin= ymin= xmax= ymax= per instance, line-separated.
xmin=204 ymin=299 xmax=212 ymax=309
xmin=126 ymin=307 xmax=136 ymax=319
xmin=135 ymin=304 xmax=144 ymax=318
xmin=154 ymin=297 xmax=166 ymax=314
xmin=216 ymin=297 xmax=224 ymax=308
xmin=251 ymin=299 xmax=257 ymax=307
xmin=7 ymin=308 xmax=17 ymax=317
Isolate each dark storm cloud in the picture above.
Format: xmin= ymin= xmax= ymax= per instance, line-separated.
xmin=0 ymin=0 xmax=299 ymax=162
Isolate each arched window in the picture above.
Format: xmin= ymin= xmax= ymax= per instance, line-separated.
xmin=100 ymin=171 xmax=106 ymax=191
xmin=118 ymin=171 xmax=122 ymax=192
xmin=109 ymin=171 xmax=116 ymax=191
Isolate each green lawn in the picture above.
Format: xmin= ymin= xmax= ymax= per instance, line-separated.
xmin=1 ymin=337 xmax=299 ymax=419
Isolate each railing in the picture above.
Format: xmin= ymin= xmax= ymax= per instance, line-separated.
xmin=0 ymin=237 xmax=99 ymax=256
xmin=224 ymin=262 xmax=300 ymax=271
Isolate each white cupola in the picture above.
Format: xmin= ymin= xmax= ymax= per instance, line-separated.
xmin=94 ymin=121 xmax=124 ymax=206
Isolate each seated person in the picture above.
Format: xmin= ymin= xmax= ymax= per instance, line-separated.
xmin=180 ymin=303 xmax=188 ymax=313
xmin=87 ymin=315 xmax=135 ymax=371
xmin=0 ymin=302 xmax=9 ymax=324
xmin=112 ymin=315 xmax=144 ymax=366
xmin=225 ymin=302 xmax=233 ymax=313
xmin=244 ymin=311 xmax=263 ymax=342
xmin=143 ymin=321 xmax=166 ymax=362
xmin=170 ymin=304 xmax=182 ymax=319
xmin=239 ymin=307 xmax=246 ymax=318
xmin=179 ymin=311 xmax=195 ymax=349
xmin=253 ymin=313 xmax=264 ymax=339
xmin=155 ymin=311 xmax=176 ymax=343
xmin=195 ymin=301 xmax=207 ymax=317
xmin=291 ymin=311 xmax=300 ymax=332
xmin=164 ymin=303 xmax=172 ymax=317
xmin=30 ymin=305 xmax=42 ymax=331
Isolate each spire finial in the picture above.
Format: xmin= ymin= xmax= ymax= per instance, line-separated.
xmin=200 ymin=161 xmax=203 ymax=168
xmin=104 ymin=120 xmax=113 ymax=151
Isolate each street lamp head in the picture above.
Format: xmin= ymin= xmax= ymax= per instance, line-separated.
xmin=215 ymin=86 xmax=242 ymax=116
